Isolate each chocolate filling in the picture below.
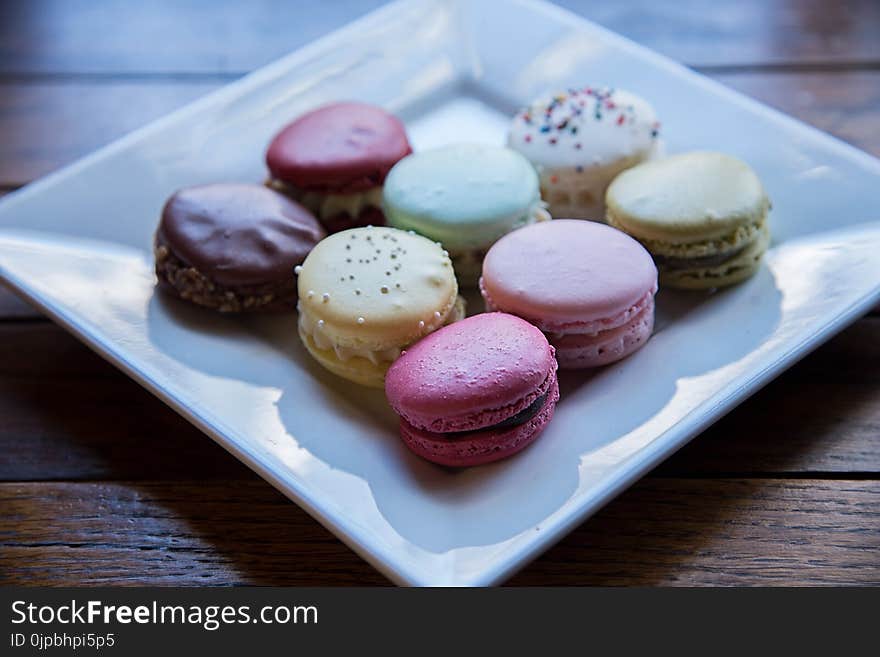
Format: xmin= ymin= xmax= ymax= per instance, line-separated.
xmin=652 ymin=244 xmax=747 ymax=271
xmin=443 ymin=392 xmax=549 ymax=438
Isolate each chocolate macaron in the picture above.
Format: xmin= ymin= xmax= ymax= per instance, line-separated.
xmin=266 ymin=102 xmax=412 ymax=233
xmin=155 ymin=183 xmax=325 ymax=312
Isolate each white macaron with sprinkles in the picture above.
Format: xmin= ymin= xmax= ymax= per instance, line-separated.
xmin=508 ymin=86 xmax=661 ymax=221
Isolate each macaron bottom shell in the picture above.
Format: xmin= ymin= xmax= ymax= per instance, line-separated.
xmin=551 ymin=298 xmax=654 ymax=369
xmin=658 ymin=223 xmax=770 ymax=290
xmin=298 ymin=324 xmax=391 ymax=388
xmin=399 ymin=375 xmax=560 ymax=467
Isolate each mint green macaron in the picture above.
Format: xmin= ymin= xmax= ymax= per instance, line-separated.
xmin=382 ymin=143 xmax=549 ymax=286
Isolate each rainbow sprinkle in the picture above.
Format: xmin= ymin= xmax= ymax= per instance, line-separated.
xmin=516 ymin=86 xmax=659 ymax=152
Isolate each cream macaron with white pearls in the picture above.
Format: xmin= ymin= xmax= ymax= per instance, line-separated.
xmin=508 ymin=86 xmax=661 ymax=221
xmin=295 ymin=226 xmax=465 ymax=388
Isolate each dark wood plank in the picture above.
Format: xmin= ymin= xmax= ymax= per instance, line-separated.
xmin=560 ymin=0 xmax=880 ymax=68
xmin=0 ymin=1 xmax=877 ymax=75
xmin=0 ymin=322 xmax=250 ymax=482
xmin=1 ymin=319 xmax=877 ymax=482
xmin=509 ymin=478 xmax=880 ymax=586
xmin=0 ymin=81 xmax=220 ymax=186
xmin=0 ymin=481 xmax=386 ymax=586
xmin=0 ymin=282 xmax=39 ymax=319
xmin=0 ymin=0 xmax=386 ymax=76
xmin=720 ymin=71 xmax=880 ymax=158
xmin=1 ymin=479 xmax=876 ymax=585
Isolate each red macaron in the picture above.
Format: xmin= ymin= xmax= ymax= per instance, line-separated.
xmin=266 ymin=102 xmax=412 ymax=233
xmin=385 ymin=312 xmax=560 ymax=467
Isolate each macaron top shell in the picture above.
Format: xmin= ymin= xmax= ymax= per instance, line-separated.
xmin=481 ymin=220 xmax=657 ymax=329
xmin=605 ymin=151 xmax=770 ymax=244
xmin=508 ymin=87 xmax=659 ymax=169
xmin=297 ymin=227 xmax=459 ymax=349
xmin=266 ymin=102 xmax=412 ymax=193
xmin=158 ymin=183 xmax=325 ymax=286
xmin=382 ymin=144 xmax=542 ymax=251
xmin=385 ymin=312 xmax=556 ymax=432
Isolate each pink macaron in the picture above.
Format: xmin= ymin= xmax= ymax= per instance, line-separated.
xmin=385 ymin=312 xmax=559 ymax=467
xmin=480 ymin=220 xmax=657 ymax=369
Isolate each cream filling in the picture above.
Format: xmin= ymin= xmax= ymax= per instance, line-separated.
xmin=531 ymin=202 xmax=552 ymax=224
xmin=268 ymin=180 xmax=383 ymax=220
xmin=297 ymin=296 xmax=465 ymax=365
xmin=661 ymin=223 xmax=771 ymax=281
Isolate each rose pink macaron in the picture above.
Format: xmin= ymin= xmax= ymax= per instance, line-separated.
xmin=385 ymin=312 xmax=559 ymax=467
xmin=266 ymin=102 xmax=412 ymax=233
xmin=480 ymin=220 xmax=657 ymax=369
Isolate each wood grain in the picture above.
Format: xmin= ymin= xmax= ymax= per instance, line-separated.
xmin=1 ymin=319 xmax=877 ymax=483
xmin=720 ymin=71 xmax=880 ymax=158
xmin=0 ymin=283 xmax=38 ymax=319
xmin=0 ymin=81 xmax=220 ymax=186
xmin=509 ymin=478 xmax=880 ymax=586
xmin=1 ymin=479 xmax=876 ymax=586
xmin=0 ymin=0 xmax=877 ymax=75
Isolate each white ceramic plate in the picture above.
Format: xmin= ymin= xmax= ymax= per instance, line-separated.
xmin=2 ymin=0 xmax=880 ymax=586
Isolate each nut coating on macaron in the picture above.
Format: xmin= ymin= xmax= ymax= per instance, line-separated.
xmin=154 ymin=183 xmax=325 ymax=312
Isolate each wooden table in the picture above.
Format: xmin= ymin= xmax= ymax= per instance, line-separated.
xmin=1 ymin=0 xmax=878 ymax=586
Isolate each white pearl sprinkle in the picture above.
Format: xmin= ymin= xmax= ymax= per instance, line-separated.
xmin=357 ymin=317 xmax=365 ymax=324
xmin=307 ymin=290 xmax=314 ymax=298
xmin=317 ymin=320 xmax=324 ymax=328
xmin=434 ymin=311 xmax=442 ymax=320
xmin=294 ymin=265 xmax=302 ymax=275
xmin=418 ymin=320 xmax=425 ymax=329
xmin=441 ymin=250 xmax=448 ymax=257
xmin=322 ymin=293 xmax=330 ymax=302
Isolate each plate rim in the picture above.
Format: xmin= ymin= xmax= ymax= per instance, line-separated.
xmin=2 ymin=0 xmax=880 ymax=586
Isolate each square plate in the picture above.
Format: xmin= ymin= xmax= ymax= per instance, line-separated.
xmin=2 ymin=0 xmax=880 ymax=586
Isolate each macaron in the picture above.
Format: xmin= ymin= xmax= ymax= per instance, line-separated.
xmin=155 ymin=183 xmax=325 ymax=312
xmin=480 ymin=220 xmax=657 ymax=369
xmin=508 ymin=86 xmax=660 ymax=221
xmin=605 ymin=151 xmax=771 ymax=289
xmin=266 ymin=102 xmax=412 ymax=233
xmin=385 ymin=312 xmax=559 ymax=467
xmin=382 ymin=144 xmax=549 ymax=286
xmin=296 ymin=226 xmax=464 ymax=388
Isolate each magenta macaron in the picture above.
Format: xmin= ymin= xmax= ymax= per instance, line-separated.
xmin=480 ymin=219 xmax=658 ymax=369
xmin=384 ymin=312 xmax=559 ymax=467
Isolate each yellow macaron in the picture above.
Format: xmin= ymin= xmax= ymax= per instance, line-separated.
xmin=606 ymin=151 xmax=771 ymax=289
xmin=296 ymin=226 xmax=464 ymax=387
